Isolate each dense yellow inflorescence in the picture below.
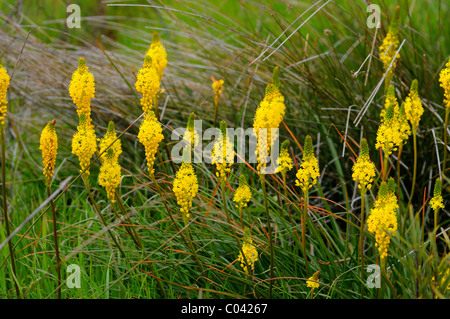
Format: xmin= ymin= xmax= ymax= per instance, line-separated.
xmin=403 ymin=80 xmax=423 ymax=129
xmin=233 ymin=182 xmax=252 ymax=209
xmin=352 ymin=138 xmax=376 ymax=190
xmin=307 ymin=270 xmax=320 ymax=289
xmin=238 ymin=231 xmax=258 ymax=274
xmin=0 ymin=64 xmax=10 ymax=126
xmin=98 ymin=149 xmax=121 ymax=203
xmin=430 ymin=178 xmax=444 ymax=212
xmin=71 ymin=117 xmax=97 ymax=176
xmin=173 ymin=162 xmax=199 ymax=223
xmin=367 ymin=181 xmax=398 ymax=260
xmin=276 ymin=142 xmax=293 ymax=174
xmin=295 ymin=135 xmax=319 ymax=193
xmin=137 ymin=112 xmax=164 ymax=176
xmin=99 ymin=121 xmax=122 ymax=162
xmin=40 ymin=120 xmax=58 ymax=186
xmin=146 ymin=31 xmax=168 ymax=79
xmin=211 ymin=123 xmax=234 ymax=180
xmin=69 ymin=58 xmax=95 ymax=121
xmin=375 ymin=103 xmax=405 ymax=157
xmin=379 ymin=6 xmax=400 ymax=85
xmin=253 ymin=67 xmax=286 ymax=173
xmin=212 ymin=78 xmax=224 ymax=106
xmin=135 ymin=56 xmax=161 ymax=114
xmin=439 ymin=60 xmax=450 ymax=108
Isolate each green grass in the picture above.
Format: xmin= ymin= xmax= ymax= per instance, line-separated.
xmin=0 ymin=0 xmax=448 ymax=299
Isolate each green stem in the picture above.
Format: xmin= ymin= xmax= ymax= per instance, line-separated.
xmin=359 ymin=186 xmax=366 ymax=298
xmin=397 ymin=144 xmax=403 ymax=231
xmin=302 ymin=189 xmax=310 ymax=277
xmin=260 ymin=175 xmax=274 ymax=298
xmin=407 ymin=127 xmax=418 ymax=211
xmin=47 ymin=185 xmax=61 ymax=299
xmin=0 ymin=127 xmax=20 ymax=299
xmin=382 ymin=154 xmax=389 ymax=182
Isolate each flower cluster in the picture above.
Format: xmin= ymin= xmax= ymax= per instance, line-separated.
xmin=352 ymin=138 xmax=376 ymax=190
xmin=40 ymin=120 xmax=58 ymax=186
xmin=137 ymin=111 xmax=164 ymax=176
xmin=233 ymin=175 xmax=252 ymax=209
xmin=276 ymin=140 xmax=293 ymax=175
xmin=71 ymin=115 xmax=97 ymax=176
xmin=0 ymin=63 xmax=10 ymax=126
xmin=439 ymin=59 xmax=450 ymax=108
xmin=429 ymin=178 xmax=444 ymax=212
xmin=98 ymin=148 xmax=121 ymax=203
xmin=99 ymin=121 xmax=122 ymax=161
xmin=146 ymin=31 xmax=168 ymax=79
xmin=238 ymin=228 xmax=258 ymax=274
xmin=295 ymin=135 xmax=320 ymax=193
xmin=212 ymin=78 xmax=224 ymax=107
xmin=69 ymin=58 xmax=95 ymax=121
xmin=367 ymin=180 xmax=398 ymax=260
xmin=173 ymin=162 xmax=199 ymax=223
xmin=404 ymin=79 xmax=423 ymax=129
xmin=375 ymin=103 xmax=404 ymax=157
xmin=183 ymin=112 xmax=199 ymax=149
xmin=379 ymin=6 xmax=400 ymax=84
xmin=135 ymin=55 xmax=161 ymax=114
xmin=211 ymin=121 xmax=234 ymax=180
xmin=253 ymin=67 xmax=286 ymax=173
xmin=307 ymin=270 xmax=320 ymax=289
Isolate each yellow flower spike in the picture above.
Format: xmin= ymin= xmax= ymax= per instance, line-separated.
xmin=173 ymin=154 xmax=199 ymax=224
xmin=380 ymin=85 xmax=398 ymax=121
xmin=375 ymin=102 xmax=403 ymax=157
xmin=212 ymin=78 xmax=224 ymax=107
xmin=430 ymin=178 xmax=444 ymax=212
xmin=233 ymin=175 xmax=252 ymax=209
xmin=439 ymin=60 xmax=450 ymax=108
xmin=98 ymin=148 xmax=121 ymax=203
xmin=135 ymin=55 xmax=161 ymax=115
xmin=238 ymin=228 xmax=258 ymax=274
xmin=40 ymin=120 xmax=58 ymax=187
xmin=212 ymin=120 xmax=234 ymax=181
xmin=398 ymin=102 xmax=411 ymax=143
xmin=137 ymin=111 xmax=164 ymax=176
xmin=69 ymin=57 xmax=95 ymax=121
xmin=379 ymin=6 xmax=401 ymax=85
xmin=183 ymin=112 xmax=200 ymax=149
xmin=404 ymin=79 xmax=424 ymax=128
xmin=253 ymin=67 xmax=286 ymax=173
xmin=295 ymin=135 xmax=320 ymax=193
xmin=307 ymin=270 xmax=320 ymax=289
xmin=276 ymin=140 xmax=293 ymax=174
xmin=146 ymin=31 xmax=168 ymax=79
xmin=0 ymin=62 xmax=10 ymax=126
xmin=367 ymin=180 xmax=398 ymax=260
xmin=71 ymin=114 xmax=97 ymax=176
xmin=352 ymin=138 xmax=376 ymax=190
xmin=99 ymin=121 xmax=122 ymax=162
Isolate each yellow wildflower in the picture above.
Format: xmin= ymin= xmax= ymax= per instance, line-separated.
xmin=404 ymin=79 xmax=423 ymax=129
xmin=173 ymin=161 xmax=198 ymax=223
xmin=375 ymin=103 xmax=403 ymax=157
xmin=276 ymin=140 xmax=293 ymax=174
xmin=211 ymin=120 xmax=234 ymax=180
xmin=99 ymin=121 xmax=122 ymax=161
xmin=233 ymin=175 xmax=252 ymax=208
xmin=238 ymin=228 xmax=258 ymax=274
xmin=71 ymin=115 xmax=97 ymax=176
xmin=352 ymin=138 xmax=376 ymax=190
xmin=0 ymin=62 xmax=10 ymax=126
xmin=439 ymin=60 xmax=450 ymax=108
xmin=137 ymin=111 xmax=164 ymax=176
xmin=98 ymin=149 xmax=121 ymax=203
xmin=183 ymin=112 xmax=199 ymax=149
xmin=430 ymin=178 xmax=444 ymax=212
xmin=135 ymin=55 xmax=160 ymax=114
xmin=253 ymin=67 xmax=286 ymax=173
xmin=379 ymin=6 xmax=400 ymax=84
xmin=380 ymin=85 xmax=398 ymax=121
xmin=307 ymin=270 xmax=320 ymax=289
xmin=146 ymin=31 xmax=168 ymax=78
xmin=69 ymin=58 xmax=95 ymax=120
xmin=39 ymin=120 xmax=58 ymax=186
xmin=398 ymin=102 xmax=411 ymax=143
xmin=295 ymin=135 xmax=320 ymax=193
xmin=367 ymin=180 xmax=398 ymax=260
xmin=212 ymin=78 xmax=224 ymax=107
